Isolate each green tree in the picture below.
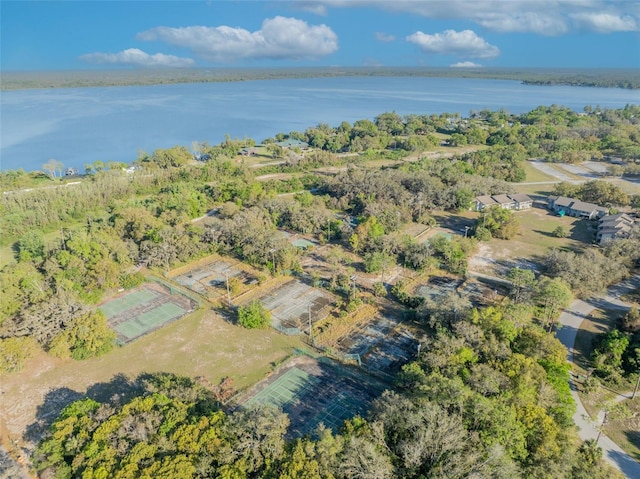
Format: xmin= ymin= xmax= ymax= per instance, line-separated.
xmin=237 ymin=301 xmax=271 ymax=329
xmin=16 ymin=230 xmax=46 ymax=262
xmin=592 ymin=328 xmax=630 ymax=379
xmin=48 ymin=310 xmax=116 ymax=360
xmin=0 ymin=336 xmax=38 ymax=373
xmin=479 ymin=206 xmax=520 ymax=240
xmin=507 ymin=267 xmax=537 ymax=304
xmin=534 ymin=277 xmax=573 ymax=331
xmin=364 ymin=252 xmax=395 ymax=283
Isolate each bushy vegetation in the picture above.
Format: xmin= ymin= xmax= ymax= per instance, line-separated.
xmin=3 ymin=105 xmax=639 ymax=475
xmin=33 ymin=304 xmax=620 ymax=479
xmin=237 ymin=301 xmax=271 ymax=329
xmin=552 ymin=180 xmax=630 ymax=206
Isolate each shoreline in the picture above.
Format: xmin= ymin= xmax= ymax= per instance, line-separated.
xmin=2 ymin=66 xmax=639 ymax=91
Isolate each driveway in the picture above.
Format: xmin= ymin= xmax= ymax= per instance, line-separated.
xmin=556 ymin=275 xmax=640 ymax=478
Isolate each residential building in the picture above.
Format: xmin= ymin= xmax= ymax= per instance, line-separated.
xmin=547 ymin=196 xmax=608 ymax=220
xmin=492 ymin=194 xmax=516 ymax=209
xmin=597 ymin=213 xmax=635 ymax=244
xmin=509 ymin=193 xmax=534 ymax=210
xmin=474 ymin=193 xmax=533 ymax=211
xmin=276 ymin=139 xmax=309 ymax=150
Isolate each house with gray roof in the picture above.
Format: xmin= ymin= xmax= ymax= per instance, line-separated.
xmin=547 ymin=196 xmax=607 ymax=220
xmin=276 ymin=139 xmax=309 ymax=150
xmin=474 ymin=193 xmax=532 ymax=211
xmin=474 ymin=195 xmax=499 ymax=211
xmin=509 ymin=193 xmax=533 ymax=210
xmin=597 ymin=213 xmax=635 ymax=244
xmin=492 ymin=194 xmax=516 ymax=209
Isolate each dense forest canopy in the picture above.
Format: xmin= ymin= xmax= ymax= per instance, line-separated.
xmin=2 ymin=66 xmax=639 ymax=90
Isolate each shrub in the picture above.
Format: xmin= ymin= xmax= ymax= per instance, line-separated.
xmin=552 ymin=225 xmax=568 ymax=238
xmin=120 ymin=271 xmax=146 ymax=289
xmin=474 ymin=226 xmax=492 ymax=241
xmin=237 ymin=301 xmax=271 ymax=329
xmin=0 ymin=337 xmax=37 ymax=373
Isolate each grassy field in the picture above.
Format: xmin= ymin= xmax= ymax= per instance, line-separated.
xmin=0 ymin=308 xmax=304 ymax=447
xmin=510 ymin=183 xmax=557 ymax=197
xmin=436 ymin=207 xmax=594 ymax=275
xmin=521 ymin=161 xmax=558 ymax=183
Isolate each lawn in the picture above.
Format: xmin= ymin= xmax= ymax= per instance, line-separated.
xmin=510 ymin=183 xmax=557 ymax=197
xmin=448 ymin=207 xmax=594 ymax=275
xmin=522 ymin=161 xmax=558 ymax=182
xmin=0 ymin=308 xmax=304 ymax=447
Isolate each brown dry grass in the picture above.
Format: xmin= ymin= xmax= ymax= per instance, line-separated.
xmin=313 ymin=303 xmax=377 ymax=347
xmin=467 ymin=207 xmax=594 ymax=275
xmin=0 ymin=308 xmax=303 ymax=450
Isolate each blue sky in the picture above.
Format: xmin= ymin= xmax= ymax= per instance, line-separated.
xmin=2 ymin=1 xmax=639 ymax=70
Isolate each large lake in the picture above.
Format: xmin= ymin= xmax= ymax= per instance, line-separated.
xmin=1 ymin=76 xmax=638 ymax=172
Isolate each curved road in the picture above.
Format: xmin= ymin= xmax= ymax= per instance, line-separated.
xmin=556 ymin=275 xmax=640 ymax=479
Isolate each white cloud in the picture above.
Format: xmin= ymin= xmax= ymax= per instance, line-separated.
xmin=293 ymin=1 xmax=329 ymax=16
xmin=80 ymin=48 xmax=195 ymax=67
xmin=407 ymin=29 xmax=500 ymax=59
xmin=138 ymin=16 xmax=338 ymax=62
xmin=451 ymin=61 xmax=482 ymax=68
xmin=474 ymin=10 xmax=569 ymax=35
xmin=307 ymin=1 xmax=639 ymax=35
xmin=375 ymin=32 xmax=395 ymax=42
xmin=571 ymin=12 xmax=637 ymax=32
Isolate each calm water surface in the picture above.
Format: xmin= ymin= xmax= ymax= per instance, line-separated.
xmin=1 ymin=76 xmax=638 ymax=172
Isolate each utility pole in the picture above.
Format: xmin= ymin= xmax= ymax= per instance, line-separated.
xmin=633 ymin=369 xmax=640 ymax=399
xmin=308 ymin=303 xmax=312 ymax=338
xmin=327 ymin=217 xmax=331 ymax=242
xmin=270 ymin=249 xmax=276 ymax=275
xmin=224 ymin=270 xmax=231 ymax=308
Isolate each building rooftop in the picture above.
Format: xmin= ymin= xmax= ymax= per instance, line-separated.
xmin=492 ymin=194 xmax=514 ymax=204
xmin=476 ymin=195 xmax=499 ymax=205
xmin=508 ymin=193 xmax=532 ymax=203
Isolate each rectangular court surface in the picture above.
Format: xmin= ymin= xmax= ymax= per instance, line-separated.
xmin=100 ymin=289 xmax=158 ymax=318
xmin=99 ymin=285 xmax=192 ymax=343
xmin=244 ymin=367 xmax=319 ymax=410
xmin=114 ymin=302 xmax=187 ymax=341
xmin=241 ymin=360 xmax=381 ymax=437
xmin=259 ymin=280 xmax=333 ymax=331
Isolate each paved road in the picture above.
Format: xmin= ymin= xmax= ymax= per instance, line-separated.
xmin=556 ymin=275 xmax=640 ymax=479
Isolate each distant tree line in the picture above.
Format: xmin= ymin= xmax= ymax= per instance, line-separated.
xmin=3 ymin=66 xmax=638 ymax=90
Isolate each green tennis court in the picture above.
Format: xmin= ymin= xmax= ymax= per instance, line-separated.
xmin=306 ymin=391 xmax=367 ymax=431
xmin=100 ymin=284 xmax=195 ymax=343
xmin=114 ymin=302 xmax=187 ymax=341
xmin=244 ymin=367 xmax=320 ymax=409
xmin=100 ymin=289 xmax=158 ymax=318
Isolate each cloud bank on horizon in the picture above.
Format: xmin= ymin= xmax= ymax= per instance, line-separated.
xmin=67 ymin=0 xmax=640 ymax=69
xmin=3 ymin=0 xmax=638 ymax=70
